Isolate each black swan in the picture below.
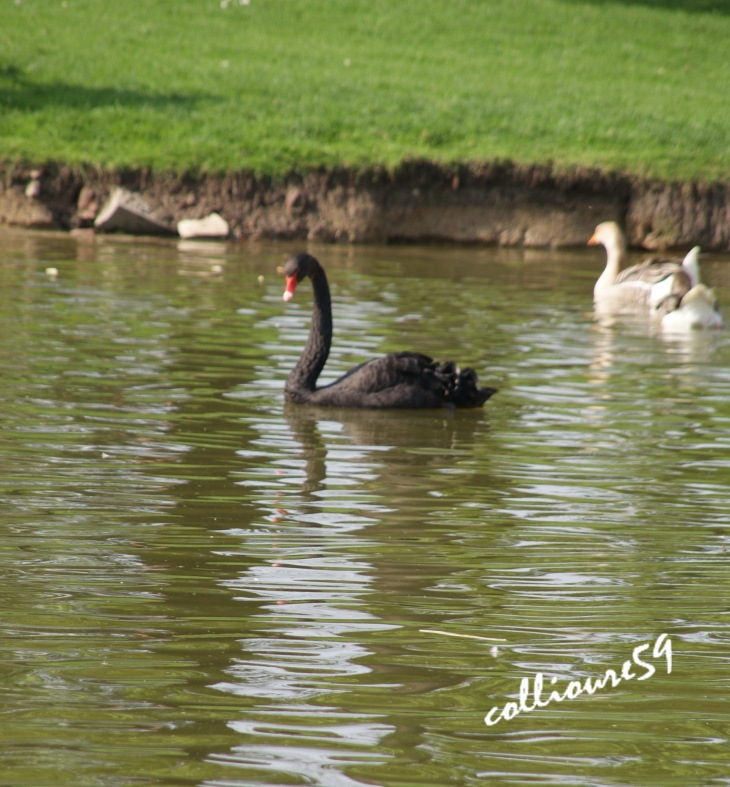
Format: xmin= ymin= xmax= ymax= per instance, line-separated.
xmin=281 ymin=253 xmax=496 ymax=408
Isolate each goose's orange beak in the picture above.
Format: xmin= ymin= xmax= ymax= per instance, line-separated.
xmin=283 ymin=275 xmax=298 ymax=302
xmin=587 ymin=234 xmax=599 ymax=245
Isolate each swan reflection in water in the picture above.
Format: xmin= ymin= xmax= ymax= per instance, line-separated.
xmin=213 ymin=406 xmax=492 ymax=786
xmin=283 ymin=403 xmax=488 ymax=499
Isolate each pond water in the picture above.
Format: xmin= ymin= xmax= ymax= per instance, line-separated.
xmin=1 ymin=229 xmax=730 ymax=787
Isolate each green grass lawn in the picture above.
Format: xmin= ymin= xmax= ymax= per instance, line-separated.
xmin=2 ymin=0 xmax=730 ymax=179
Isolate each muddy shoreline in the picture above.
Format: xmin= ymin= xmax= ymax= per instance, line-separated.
xmin=2 ymin=160 xmax=730 ymax=251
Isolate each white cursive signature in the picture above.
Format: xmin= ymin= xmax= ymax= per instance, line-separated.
xmin=485 ymin=633 xmax=672 ymax=727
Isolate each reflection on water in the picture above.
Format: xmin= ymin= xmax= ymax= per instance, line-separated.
xmin=1 ymin=229 xmax=730 ymax=787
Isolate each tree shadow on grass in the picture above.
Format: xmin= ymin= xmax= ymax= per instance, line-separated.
xmin=566 ymin=0 xmax=730 ymax=14
xmin=0 ymin=64 xmax=218 ymax=112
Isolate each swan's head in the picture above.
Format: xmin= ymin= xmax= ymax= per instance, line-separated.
xmin=588 ymin=221 xmax=626 ymax=255
xmin=282 ymin=253 xmax=318 ymax=302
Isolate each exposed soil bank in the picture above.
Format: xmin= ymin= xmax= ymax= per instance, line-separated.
xmin=2 ymin=160 xmax=730 ymax=251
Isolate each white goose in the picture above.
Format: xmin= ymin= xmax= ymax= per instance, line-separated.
xmin=588 ymin=221 xmax=700 ymax=308
xmin=654 ymin=284 xmax=724 ymax=331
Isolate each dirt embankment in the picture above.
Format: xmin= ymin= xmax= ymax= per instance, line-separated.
xmin=2 ymin=160 xmax=730 ymax=251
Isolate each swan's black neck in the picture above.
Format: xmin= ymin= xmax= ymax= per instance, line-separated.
xmin=284 ymin=261 xmax=332 ymax=400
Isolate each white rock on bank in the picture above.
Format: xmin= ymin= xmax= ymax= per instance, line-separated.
xmin=177 ymin=212 xmax=230 ymax=240
xmin=25 ymin=179 xmax=41 ymax=199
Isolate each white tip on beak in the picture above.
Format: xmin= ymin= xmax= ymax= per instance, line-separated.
xmin=283 ymin=291 xmax=293 ymax=302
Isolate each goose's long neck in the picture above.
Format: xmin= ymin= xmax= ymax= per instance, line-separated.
xmin=285 ymin=264 xmax=332 ymax=396
xmin=594 ymin=237 xmax=625 ymax=296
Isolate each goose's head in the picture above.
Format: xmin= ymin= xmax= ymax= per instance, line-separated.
xmin=681 ymin=283 xmax=717 ymax=309
xmin=588 ymin=222 xmax=626 ymax=257
xmin=653 ymin=292 xmax=683 ymax=320
xmin=660 ymin=284 xmax=725 ymax=330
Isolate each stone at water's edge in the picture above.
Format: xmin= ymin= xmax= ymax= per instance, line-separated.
xmin=24 ymin=179 xmax=42 ymax=200
xmin=94 ymin=188 xmax=176 ymax=235
xmin=0 ymin=184 xmax=56 ymax=229
xmin=177 ymin=212 xmax=230 ymax=239
xmin=2 ymin=161 xmax=730 ymax=250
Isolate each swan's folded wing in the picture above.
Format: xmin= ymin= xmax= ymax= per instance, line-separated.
xmin=313 ymin=351 xmax=495 ymax=408
xmin=341 ymin=352 xmax=436 ymax=393
xmin=311 ymin=352 xmax=441 ymax=407
xmin=361 ymin=353 xmax=495 ymax=402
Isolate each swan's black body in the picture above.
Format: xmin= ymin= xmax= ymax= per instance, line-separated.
xmin=282 ymin=253 xmax=496 ymax=408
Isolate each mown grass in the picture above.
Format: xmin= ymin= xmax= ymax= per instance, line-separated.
xmin=1 ymin=0 xmax=730 ymax=179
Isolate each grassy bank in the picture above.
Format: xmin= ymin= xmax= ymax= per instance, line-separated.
xmin=2 ymin=0 xmax=730 ymax=180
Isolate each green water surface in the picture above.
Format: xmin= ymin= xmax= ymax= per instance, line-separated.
xmin=1 ymin=230 xmax=729 ymax=787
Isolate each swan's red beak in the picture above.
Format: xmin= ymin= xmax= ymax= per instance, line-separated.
xmin=587 ymin=234 xmax=598 ymax=245
xmin=283 ymin=275 xmax=298 ymax=302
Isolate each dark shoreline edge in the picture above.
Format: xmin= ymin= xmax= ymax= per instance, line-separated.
xmin=2 ymin=159 xmax=730 ymax=251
